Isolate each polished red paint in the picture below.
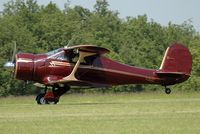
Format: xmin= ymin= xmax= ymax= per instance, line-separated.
xmin=15 ymin=53 xmax=35 ymax=80
xmin=14 ymin=43 xmax=192 ymax=88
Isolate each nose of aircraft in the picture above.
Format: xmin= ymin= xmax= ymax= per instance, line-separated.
xmin=14 ymin=53 xmax=35 ymax=81
xmin=4 ymin=53 xmax=35 ymax=81
xmin=4 ymin=41 xmax=17 ymax=72
xmin=4 ymin=59 xmax=16 ymax=79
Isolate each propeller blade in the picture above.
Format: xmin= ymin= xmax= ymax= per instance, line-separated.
xmin=11 ymin=41 xmax=17 ymax=63
xmin=4 ymin=41 xmax=17 ymax=77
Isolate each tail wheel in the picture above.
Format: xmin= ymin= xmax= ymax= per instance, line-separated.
xmin=165 ymin=88 xmax=171 ymax=94
xmin=36 ymin=93 xmax=47 ymax=104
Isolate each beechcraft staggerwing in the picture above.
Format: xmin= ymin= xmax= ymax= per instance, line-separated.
xmin=4 ymin=43 xmax=192 ymax=104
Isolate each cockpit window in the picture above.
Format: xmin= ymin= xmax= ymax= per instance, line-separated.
xmin=48 ymin=51 xmax=69 ymax=61
xmin=48 ymin=49 xmax=97 ymax=65
xmin=68 ymin=53 xmax=97 ymax=65
xmin=46 ymin=48 xmax=63 ymax=56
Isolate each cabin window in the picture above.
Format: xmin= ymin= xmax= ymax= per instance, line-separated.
xmin=67 ymin=53 xmax=97 ymax=65
xmin=54 ymin=52 xmax=69 ymax=61
xmin=48 ymin=51 xmax=69 ymax=61
xmin=84 ymin=56 xmax=96 ymax=65
xmin=46 ymin=48 xmax=63 ymax=56
xmin=49 ymin=50 xmax=97 ymax=65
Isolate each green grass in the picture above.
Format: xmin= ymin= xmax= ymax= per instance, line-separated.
xmin=1 ymin=92 xmax=200 ymax=134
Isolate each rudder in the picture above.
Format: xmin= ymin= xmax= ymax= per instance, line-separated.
xmin=159 ymin=43 xmax=192 ymax=75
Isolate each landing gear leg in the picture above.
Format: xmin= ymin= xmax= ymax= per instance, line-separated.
xmin=35 ymin=85 xmax=70 ymax=105
xmin=164 ymin=86 xmax=171 ymax=94
xmin=53 ymin=85 xmax=70 ymax=101
xmin=45 ymin=85 xmax=59 ymax=104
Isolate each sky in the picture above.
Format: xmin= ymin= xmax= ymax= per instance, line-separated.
xmin=0 ymin=0 xmax=199 ymax=32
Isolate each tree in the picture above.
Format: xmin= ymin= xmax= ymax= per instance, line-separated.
xmin=94 ymin=0 xmax=109 ymax=16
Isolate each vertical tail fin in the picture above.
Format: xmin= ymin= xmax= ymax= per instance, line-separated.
xmin=159 ymin=43 xmax=192 ymax=75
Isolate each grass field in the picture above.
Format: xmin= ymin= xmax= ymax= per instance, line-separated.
xmin=0 ymin=92 xmax=200 ymax=134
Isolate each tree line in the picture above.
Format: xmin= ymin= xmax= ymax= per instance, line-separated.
xmin=0 ymin=0 xmax=200 ymax=96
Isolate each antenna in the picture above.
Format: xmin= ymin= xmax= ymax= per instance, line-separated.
xmin=66 ymin=35 xmax=75 ymax=48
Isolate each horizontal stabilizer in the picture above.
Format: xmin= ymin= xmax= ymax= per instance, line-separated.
xmin=156 ymin=71 xmax=186 ymax=78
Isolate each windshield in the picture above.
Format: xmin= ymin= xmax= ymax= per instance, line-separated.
xmin=46 ymin=48 xmax=63 ymax=56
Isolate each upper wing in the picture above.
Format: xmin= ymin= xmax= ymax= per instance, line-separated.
xmin=64 ymin=45 xmax=110 ymax=55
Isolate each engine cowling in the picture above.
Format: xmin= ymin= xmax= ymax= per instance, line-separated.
xmin=15 ymin=53 xmax=35 ymax=81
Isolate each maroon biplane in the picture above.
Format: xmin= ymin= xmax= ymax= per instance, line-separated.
xmin=4 ymin=43 xmax=192 ymax=104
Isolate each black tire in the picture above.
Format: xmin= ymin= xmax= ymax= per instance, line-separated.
xmin=36 ymin=93 xmax=47 ymax=105
xmin=165 ymin=88 xmax=171 ymax=94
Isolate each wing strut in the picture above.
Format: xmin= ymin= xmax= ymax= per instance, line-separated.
xmin=59 ymin=51 xmax=96 ymax=82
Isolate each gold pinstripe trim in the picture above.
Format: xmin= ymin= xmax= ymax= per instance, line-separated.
xmin=49 ymin=61 xmax=72 ymax=67
xmin=79 ymin=66 xmax=159 ymax=80
xmin=17 ymin=58 xmax=33 ymax=63
xmin=48 ymin=62 xmax=158 ymax=81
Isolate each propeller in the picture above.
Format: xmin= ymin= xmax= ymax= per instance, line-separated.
xmin=11 ymin=41 xmax=17 ymax=63
xmin=4 ymin=41 xmax=17 ymax=71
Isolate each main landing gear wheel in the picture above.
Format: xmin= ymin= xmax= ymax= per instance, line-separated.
xmin=35 ymin=93 xmax=58 ymax=105
xmin=36 ymin=93 xmax=47 ymax=105
xmin=165 ymin=87 xmax=171 ymax=94
xmin=35 ymin=85 xmax=70 ymax=105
